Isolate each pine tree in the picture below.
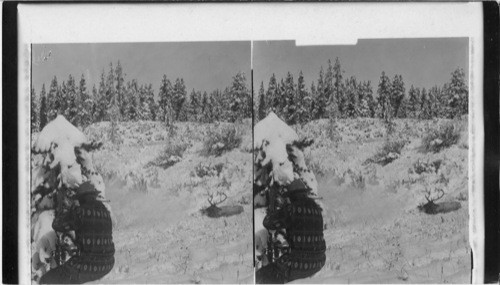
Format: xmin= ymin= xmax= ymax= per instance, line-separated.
xmin=377 ymin=71 xmax=392 ymax=121
xmin=95 ymin=71 xmax=108 ymax=121
xmin=31 ymin=88 xmax=39 ymax=132
xmin=211 ymin=89 xmax=222 ymax=121
xmin=438 ymin=84 xmax=449 ymax=118
xmin=276 ymin=79 xmax=286 ymax=119
xmin=91 ymin=85 xmax=99 ymax=122
xmin=314 ymin=66 xmax=328 ymax=119
xmin=187 ymin=89 xmax=200 ymax=121
xmin=429 ymin=86 xmax=440 ymax=118
xmin=420 ymin=87 xmax=431 ymax=120
xmin=47 ymin=77 xmax=59 ymax=121
xmin=427 ymin=87 xmax=436 ymax=119
xmin=365 ymin=81 xmax=377 ymax=118
xmin=137 ymin=85 xmax=151 ymax=120
xmin=228 ymin=72 xmax=250 ymax=122
xmin=59 ymin=81 xmax=68 ymax=117
xmin=324 ymin=60 xmax=336 ymax=118
xmin=106 ymin=62 xmax=116 ymax=120
xmin=310 ymin=81 xmax=317 ymax=120
xmin=447 ymin=67 xmax=468 ymax=118
xmin=146 ymin=84 xmax=157 ymax=121
xmin=414 ymin=87 xmax=421 ymax=119
xmin=115 ymin=61 xmax=126 ymax=119
xmin=331 ymin=57 xmax=344 ymax=118
xmin=220 ymin=87 xmax=232 ymax=121
xmin=397 ymin=94 xmax=409 ymax=119
xmin=158 ymin=75 xmax=173 ymax=124
xmin=39 ymin=84 xmax=48 ymax=130
xmin=201 ymin=91 xmax=212 ymax=123
xmin=344 ymin=76 xmax=358 ymax=118
xmin=257 ymin=81 xmax=267 ymax=121
xmin=296 ymin=71 xmax=310 ymax=124
xmin=407 ymin=85 xmax=420 ymax=119
xmin=64 ymin=74 xmax=79 ymax=126
xmin=126 ymin=80 xmax=139 ymax=121
xmin=358 ymin=81 xmax=370 ymax=118
xmin=390 ymin=75 xmax=405 ymax=118
xmin=267 ymin=74 xmax=279 ymax=114
xmin=172 ymin=78 xmax=187 ymax=121
xmin=78 ymin=74 xmax=93 ymax=127
xmin=283 ymin=72 xmax=296 ymax=124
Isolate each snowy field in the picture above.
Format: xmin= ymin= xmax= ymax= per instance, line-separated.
xmin=31 ymin=116 xmax=469 ymax=283
xmin=289 ymin=117 xmax=470 ymax=283
xmin=33 ymin=120 xmax=254 ymax=284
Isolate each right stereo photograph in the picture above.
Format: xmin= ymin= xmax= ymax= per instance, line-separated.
xmin=252 ymin=38 xmax=471 ymax=284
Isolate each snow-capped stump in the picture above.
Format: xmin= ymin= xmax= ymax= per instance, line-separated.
xmin=33 ymin=115 xmax=88 ymax=153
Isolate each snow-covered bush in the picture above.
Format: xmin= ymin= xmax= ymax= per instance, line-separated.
xmin=146 ymin=141 xmax=188 ymax=169
xmin=192 ymin=162 xmax=224 ymax=178
xmin=202 ymin=126 xmax=242 ymax=157
xmin=411 ymin=159 xmax=442 ymax=175
xmin=365 ymin=139 xmax=407 ymax=166
xmin=422 ymin=122 xmax=461 ymax=153
xmin=129 ymin=173 xmax=148 ymax=193
xmin=343 ymin=168 xmax=366 ymax=190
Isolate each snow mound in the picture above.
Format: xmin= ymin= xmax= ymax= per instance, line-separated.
xmin=34 ymin=115 xmax=88 ymax=152
xmin=254 ymin=112 xmax=298 ymax=149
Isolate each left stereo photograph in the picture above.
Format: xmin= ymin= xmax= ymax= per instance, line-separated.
xmin=29 ymin=42 xmax=254 ymax=284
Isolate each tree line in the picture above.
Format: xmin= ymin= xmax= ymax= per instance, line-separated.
xmin=255 ymin=57 xmax=468 ymax=125
xmin=31 ymin=58 xmax=468 ymax=132
xmin=31 ymin=61 xmax=252 ymax=132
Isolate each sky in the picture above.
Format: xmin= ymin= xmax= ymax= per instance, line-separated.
xmin=32 ymin=42 xmax=251 ymax=95
xmin=32 ymin=38 xmax=468 ymax=98
xmin=253 ymin=38 xmax=468 ymax=94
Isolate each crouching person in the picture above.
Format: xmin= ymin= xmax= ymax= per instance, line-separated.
xmin=39 ymin=182 xmax=115 ymax=284
xmin=256 ymin=179 xmax=326 ymax=284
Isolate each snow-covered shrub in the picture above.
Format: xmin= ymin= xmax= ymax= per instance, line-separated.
xmin=365 ymin=139 xmax=407 ymax=166
xmin=326 ymin=117 xmax=342 ymax=145
xmin=304 ymin=152 xmax=327 ymax=178
xmin=130 ymin=173 xmax=148 ymax=193
xmin=153 ymin=133 xmax=165 ymax=141
xmin=146 ymin=141 xmax=188 ymax=169
xmin=422 ymin=122 xmax=461 ymax=153
xmin=108 ymin=119 xmax=123 ymax=145
xmin=344 ymin=168 xmax=366 ymax=190
xmin=363 ymin=165 xmax=379 ymax=185
xmin=93 ymin=161 xmax=119 ymax=184
xmin=202 ymin=126 xmax=242 ymax=157
xmin=192 ymin=162 xmax=224 ymax=178
xmin=145 ymin=167 xmax=160 ymax=188
xmin=412 ymin=159 xmax=442 ymax=175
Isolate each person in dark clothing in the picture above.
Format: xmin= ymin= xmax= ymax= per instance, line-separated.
xmin=256 ymin=179 xmax=326 ymax=284
xmin=39 ymin=182 xmax=115 ymax=284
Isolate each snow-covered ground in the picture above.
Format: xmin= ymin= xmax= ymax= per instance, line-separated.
xmin=31 ymin=117 xmax=469 ymax=284
xmin=290 ymin=117 xmax=470 ymax=283
xmin=33 ymin=120 xmax=253 ymax=284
